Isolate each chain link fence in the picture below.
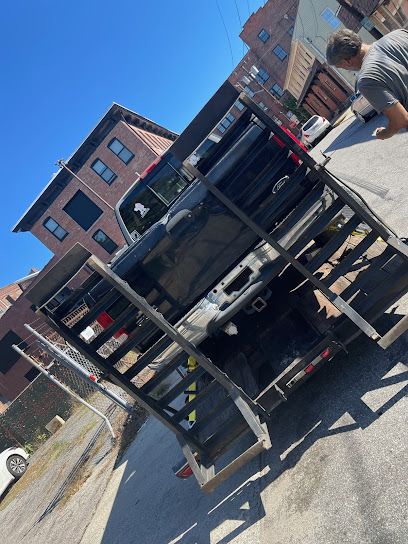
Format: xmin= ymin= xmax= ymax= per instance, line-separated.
xmin=11 ymin=313 xmax=140 ymax=441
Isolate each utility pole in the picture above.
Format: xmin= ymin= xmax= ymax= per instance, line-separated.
xmin=336 ymin=0 xmax=383 ymax=39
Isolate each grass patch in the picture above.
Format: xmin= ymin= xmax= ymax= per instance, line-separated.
xmin=115 ymin=404 xmax=148 ymax=464
xmin=57 ymin=465 xmax=93 ymax=509
xmin=76 ymin=419 xmax=98 ymax=442
xmin=57 ymin=428 xmax=108 ymax=508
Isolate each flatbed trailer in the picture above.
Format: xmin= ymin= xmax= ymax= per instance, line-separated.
xmin=24 ymin=93 xmax=408 ymax=492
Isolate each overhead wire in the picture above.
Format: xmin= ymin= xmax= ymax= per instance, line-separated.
xmin=233 ymin=0 xmax=245 ymax=56
xmin=215 ymin=0 xmax=235 ymax=68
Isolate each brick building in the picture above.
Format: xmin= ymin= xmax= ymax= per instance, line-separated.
xmin=0 ymin=269 xmax=37 ymax=318
xmin=284 ymin=0 xmax=374 ymax=119
xmin=13 ymin=103 xmax=177 ymax=261
xmin=0 ymin=104 xmax=177 ymax=407
xmin=222 ymin=0 xmax=299 ymax=134
xmin=337 ymin=1 xmax=408 ymax=35
xmin=0 ymin=271 xmax=40 ymax=411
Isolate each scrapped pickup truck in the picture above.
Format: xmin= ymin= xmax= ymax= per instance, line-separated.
xmin=25 ymin=82 xmax=408 ymax=492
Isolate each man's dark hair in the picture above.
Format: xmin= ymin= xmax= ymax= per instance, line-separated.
xmin=326 ymin=29 xmax=363 ymax=65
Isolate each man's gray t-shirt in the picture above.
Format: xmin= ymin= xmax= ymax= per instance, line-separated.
xmin=357 ymin=28 xmax=408 ymax=113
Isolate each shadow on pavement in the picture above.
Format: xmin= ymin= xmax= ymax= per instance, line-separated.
xmin=322 ymin=116 xmax=381 ymax=154
xmin=97 ymin=313 xmax=407 ymax=544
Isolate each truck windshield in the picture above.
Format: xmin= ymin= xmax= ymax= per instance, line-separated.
xmin=118 ymin=161 xmax=192 ymax=238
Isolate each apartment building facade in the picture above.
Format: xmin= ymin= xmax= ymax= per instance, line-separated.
xmin=337 ymin=0 xmax=408 ymax=35
xmin=284 ymin=0 xmax=375 ymax=119
xmin=0 ymin=271 xmax=40 ymax=411
xmin=222 ymin=0 xmax=299 ymax=134
xmin=13 ymin=104 xmax=177 ymax=261
xmin=0 ymin=105 xmax=177 ymax=407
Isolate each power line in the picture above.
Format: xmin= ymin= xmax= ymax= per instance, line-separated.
xmin=233 ymin=0 xmax=245 ymax=56
xmin=234 ymin=0 xmax=243 ymax=28
xmin=215 ymin=0 xmax=235 ymax=67
xmin=246 ymin=0 xmax=251 ymax=18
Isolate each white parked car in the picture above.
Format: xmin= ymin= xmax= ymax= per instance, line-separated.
xmin=351 ymin=92 xmax=376 ymax=123
xmin=0 ymin=447 xmax=29 ymax=497
xmin=300 ymin=115 xmax=332 ymax=147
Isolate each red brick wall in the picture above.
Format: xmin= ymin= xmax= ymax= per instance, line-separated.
xmin=0 ymin=296 xmax=39 ymax=405
xmin=228 ymin=51 xmax=291 ymax=127
xmin=225 ymin=0 xmax=299 ymax=132
xmin=30 ymin=120 xmax=161 ymax=262
xmin=240 ymin=0 xmax=298 ymax=90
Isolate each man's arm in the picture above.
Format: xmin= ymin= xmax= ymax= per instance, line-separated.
xmin=375 ymin=102 xmax=408 ymax=140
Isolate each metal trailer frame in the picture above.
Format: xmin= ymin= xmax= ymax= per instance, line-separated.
xmin=25 ymin=94 xmax=408 ymax=491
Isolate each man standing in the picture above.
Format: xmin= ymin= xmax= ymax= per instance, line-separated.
xmin=326 ymin=28 xmax=408 ymax=140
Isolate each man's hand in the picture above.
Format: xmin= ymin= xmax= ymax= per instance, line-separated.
xmin=374 ymin=127 xmax=391 ymax=140
xmin=374 ymin=102 xmax=408 ymax=140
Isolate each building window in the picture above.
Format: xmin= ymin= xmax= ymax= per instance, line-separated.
xmin=258 ymin=102 xmax=268 ymax=112
xmin=63 ymin=190 xmax=103 ymax=231
xmin=108 ymin=138 xmax=134 ymax=164
xmin=43 ymin=217 xmax=68 ymax=241
xmin=47 ymin=287 xmax=72 ymax=310
xmin=271 ymin=83 xmax=284 ymax=98
xmin=0 ymin=331 xmax=27 ymax=374
xmin=258 ymin=29 xmax=270 ymax=43
xmin=321 ymin=7 xmax=341 ymax=29
xmin=25 ymin=367 xmax=40 ymax=382
xmin=91 ymin=159 xmax=117 ymax=185
xmin=273 ymin=45 xmax=288 ymax=61
xmin=243 ymin=85 xmax=255 ymax=98
xmin=92 ymin=229 xmax=118 ymax=254
xmin=234 ymin=99 xmax=245 ymax=111
xmin=256 ymin=67 xmax=270 ymax=84
xmin=218 ymin=112 xmax=235 ymax=133
xmin=288 ymin=25 xmax=294 ymax=36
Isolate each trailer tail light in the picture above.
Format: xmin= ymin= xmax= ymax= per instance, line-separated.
xmin=139 ymin=155 xmax=162 ymax=179
xmin=175 ymin=464 xmax=193 ymax=479
xmin=286 ymin=347 xmax=332 ymax=388
xmin=179 ymin=466 xmax=193 ymax=479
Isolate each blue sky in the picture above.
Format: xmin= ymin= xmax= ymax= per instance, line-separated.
xmin=0 ymin=0 xmax=265 ymax=286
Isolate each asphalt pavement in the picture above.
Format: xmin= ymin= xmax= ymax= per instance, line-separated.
xmin=81 ymin=117 xmax=408 ymax=544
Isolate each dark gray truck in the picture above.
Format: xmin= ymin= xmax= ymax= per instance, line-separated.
xmin=26 ymin=83 xmax=408 ymax=491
